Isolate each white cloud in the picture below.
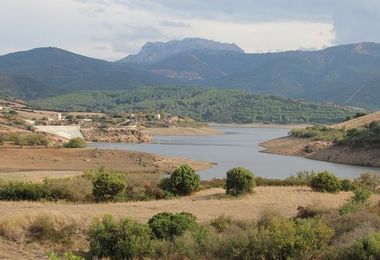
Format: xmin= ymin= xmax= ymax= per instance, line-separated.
xmin=0 ymin=0 xmax=375 ymax=61
xmin=181 ymin=20 xmax=335 ymax=53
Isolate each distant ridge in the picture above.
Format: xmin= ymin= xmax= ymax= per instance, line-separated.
xmin=0 ymin=40 xmax=380 ymax=110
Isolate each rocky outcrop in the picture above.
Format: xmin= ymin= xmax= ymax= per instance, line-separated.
xmin=304 ymin=141 xmax=330 ymax=153
xmin=81 ymin=127 xmax=152 ymax=143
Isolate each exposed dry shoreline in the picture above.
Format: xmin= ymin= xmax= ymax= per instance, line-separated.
xmin=261 ymin=136 xmax=380 ymax=168
xmin=0 ymin=147 xmax=212 ymax=181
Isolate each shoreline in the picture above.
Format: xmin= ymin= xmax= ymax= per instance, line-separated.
xmin=0 ymin=147 xmax=213 ymax=182
xmin=209 ymin=123 xmax=310 ymax=129
xmin=261 ymin=136 xmax=380 ymax=169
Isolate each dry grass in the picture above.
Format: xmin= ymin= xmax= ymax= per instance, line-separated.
xmin=0 ymin=170 xmax=83 ymax=182
xmin=0 ymin=211 xmax=88 ymax=259
xmin=333 ymin=111 xmax=380 ymax=129
xmin=0 ymin=186 xmax=357 ymax=224
xmin=0 ymin=186 xmax=375 ymax=259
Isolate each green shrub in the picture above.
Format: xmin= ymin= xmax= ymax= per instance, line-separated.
xmin=148 ymin=212 xmax=198 ymax=240
xmin=210 ymin=216 xmax=233 ymax=233
xmin=340 ymin=121 xmax=380 ymax=148
xmin=64 ymin=137 xmax=86 ymax=148
xmin=28 ymin=214 xmax=77 ymax=244
xmin=291 ymin=125 xmax=346 ymax=142
xmin=354 ymin=173 xmax=380 ymax=192
xmin=341 ymin=179 xmax=354 ymax=191
xmin=0 ymin=133 xmax=49 ymax=147
xmin=92 ymin=170 xmax=126 ymax=201
xmin=352 ymin=186 xmax=372 ymax=204
xmin=48 ymin=252 xmax=84 ymax=260
xmin=0 ymin=182 xmax=50 ymax=201
xmin=339 ymin=201 xmax=364 ymax=215
xmin=89 ymin=215 xmax=152 ymax=259
xmin=337 ymin=233 xmax=380 ymax=259
xmin=224 ymin=167 xmax=255 ymax=196
xmin=310 ymin=171 xmax=340 ymax=193
xmin=221 ymin=217 xmax=333 ymax=260
xmin=162 ymin=165 xmax=200 ymax=196
xmin=44 ymin=176 xmax=93 ymax=202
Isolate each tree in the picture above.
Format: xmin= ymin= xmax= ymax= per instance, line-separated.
xmin=224 ymin=167 xmax=255 ymax=196
xmin=167 ymin=165 xmax=201 ymax=196
xmin=92 ymin=170 xmax=126 ymax=201
xmin=148 ymin=212 xmax=198 ymax=240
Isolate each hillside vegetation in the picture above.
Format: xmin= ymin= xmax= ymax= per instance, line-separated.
xmin=33 ymin=87 xmax=355 ymax=124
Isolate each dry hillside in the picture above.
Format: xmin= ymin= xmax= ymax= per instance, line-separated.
xmin=333 ymin=111 xmax=380 ymax=129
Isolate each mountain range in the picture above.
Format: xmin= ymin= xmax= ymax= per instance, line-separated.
xmin=0 ymin=38 xmax=379 ymax=109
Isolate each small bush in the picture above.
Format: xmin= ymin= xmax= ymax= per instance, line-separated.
xmin=221 ymin=217 xmax=333 ymax=260
xmin=92 ymin=170 xmax=126 ymax=201
xmin=310 ymin=171 xmax=340 ymax=193
xmin=341 ymin=179 xmax=354 ymax=191
xmin=339 ymin=201 xmax=364 ymax=215
xmin=210 ymin=216 xmax=233 ymax=233
xmin=161 ymin=165 xmax=200 ymax=196
xmin=28 ymin=214 xmax=77 ymax=244
xmin=0 ymin=132 xmax=49 ymax=147
xmin=148 ymin=212 xmax=198 ymax=240
xmin=224 ymin=167 xmax=255 ymax=196
xmin=64 ymin=137 xmax=86 ymax=148
xmin=89 ymin=215 xmax=153 ymax=259
xmin=44 ymin=176 xmax=93 ymax=202
xmin=0 ymin=182 xmax=50 ymax=201
xmin=337 ymin=233 xmax=380 ymax=259
xmin=352 ymin=186 xmax=372 ymax=204
xmin=354 ymin=173 xmax=380 ymax=192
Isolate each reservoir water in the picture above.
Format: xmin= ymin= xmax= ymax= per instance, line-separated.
xmin=91 ymin=127 xmax=380 ymax=180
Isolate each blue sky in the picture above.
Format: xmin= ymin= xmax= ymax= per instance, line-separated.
xmin=1 ymin=0 xmax=380 ymax=60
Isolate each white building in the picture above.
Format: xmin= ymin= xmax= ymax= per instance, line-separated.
xmin=0 ymin=106 xmax=3 ymax=111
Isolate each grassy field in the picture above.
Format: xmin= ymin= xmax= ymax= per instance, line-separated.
xmin=0 ymin=187 xmax=354 ymax=224
xmin=0 ymin=186 xmax=359 ymax=258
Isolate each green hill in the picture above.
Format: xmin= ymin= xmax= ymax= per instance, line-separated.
xmin=33 ymin=87 xmax=355 ymax=124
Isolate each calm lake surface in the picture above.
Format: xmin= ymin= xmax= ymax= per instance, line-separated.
xmin=91 ymin=127 xmax=380 ymax=180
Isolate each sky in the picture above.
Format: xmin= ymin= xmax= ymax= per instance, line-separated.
xmin=1 ymin=0 xmax=380 ymax=61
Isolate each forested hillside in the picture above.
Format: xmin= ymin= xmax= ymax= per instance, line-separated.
xmin=33 ymin=87 xmax=355 ymax=124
